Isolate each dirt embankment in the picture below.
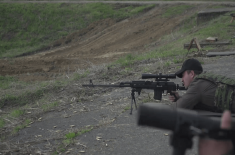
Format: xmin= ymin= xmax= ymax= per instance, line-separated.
xmin=0 ymin=4 xmax=203 ymax=81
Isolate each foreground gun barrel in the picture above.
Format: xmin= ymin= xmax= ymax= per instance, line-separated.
xmin=137 ymin=103 xmax=235 ymax=131
xmin=142 ymin=73 xmax=176 ymax=79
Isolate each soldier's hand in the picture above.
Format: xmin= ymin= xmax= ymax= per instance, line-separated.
xmin=168 ymin=91 xmax=179 ymax=102
xmin=198 ymin=110 xmax=233 ymax=155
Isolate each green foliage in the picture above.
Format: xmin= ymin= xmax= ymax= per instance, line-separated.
xmin=54 ymin=80 xmax=68 ymax=88
xmin=65 ymin=132 xmax=76 ymax=139
xmin=142 ymin=97 xmax=152 ymax=103
xmin=63 ymin=127 xmax=93 ymax=145
xmin=0 ymin=76 xmax=17 ymax=89
xmin=143 ymin=67 xmax=151 ymax=73
xmin=73 ymin=71 xmax=90 ymax=81
xmin=194 ymin=16 xmax=232 ymax=39
xmin=76 ymin=126 xmax=93 ymax=136
xmin=116 ymin=53 xmax=135 ymax=67
xmin=120 ymin=67 xmax=132 ymax=75
xmin=162 ymin=5 xmax=193 ymax=18
xmin=124 ymin=67 xmax=132 ymax=72
xmin=0 ymin=3 xmax=154 ymax=58
xmin=130 ymin=4 xmax=155 ymax=14
xmin=164 ymin=61 xmax=170 ymax=67
xmin=173 ymin=58 xmax=183 ymax=64
xmin=0 ymin=88 xmax=45 ymax=108
xmin=10 ymin=109 xmax=24 ymax=118
xmin=202 ymin=46 xmax=215 ymax=51
xmin=13 ymin=119 xmax=31 ymax=133
xmin=123 ymin=106 xmax=130 ymax=112
xmin=199 ymin=60 xmax=204 ymax=64
xmin=41 ymin=101 xmax=59 ymax=111
xmin=0 ymin=119 xmax=5 ymax=128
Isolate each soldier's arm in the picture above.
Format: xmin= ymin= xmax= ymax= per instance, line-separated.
xmin=175 ymin=79 xmax=201 ymax=109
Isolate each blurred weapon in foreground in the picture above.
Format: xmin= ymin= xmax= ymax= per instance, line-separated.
xmin=137 ymin=103 xmax=235 ymax=155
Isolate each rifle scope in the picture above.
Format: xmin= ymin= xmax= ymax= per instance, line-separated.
xmin=142 ymin=73 xmax=176 ymax=79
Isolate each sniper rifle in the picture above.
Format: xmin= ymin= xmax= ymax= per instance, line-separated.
xmin=82 ymin=73 xmax=185 ymax=114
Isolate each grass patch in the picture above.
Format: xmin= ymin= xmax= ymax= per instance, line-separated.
xmin=173 ymin=58 xmax=184 ymax=64
xmin=63 ymin=126 xmax=93 ymax=145
xmin=41 ymin=101 xmax=59 ymax=111
xmin=76 ymin=126 xmax=93 ymax=136
xmin=10 ymin=109 xmax=24 ymax=118
xmin=13 ymin=119 xmax=31 ymax=133
xmin=202 ymin=46 xmax=216 ymax=51
xmin=73 ymin=70 xmax=90 ymax=81
xmin=116 ymin=53 xmax=136 ymax=67
xmin=0 ymin=3 xmax=155 ymax=58
xmin=162 ymin=5 xmax=194 ymax=18
xmin=0 ymin=76 xmax=17 ymax=89
xmin=142 ymin=97 xmax=152 ymax=103
xmin=0 ymin=88 xmax=45 ymax=108
xmin=0 ymin=119 xmax=5 ymax=128
xmin=123 ymin=106 xmax=131 ymax=112
xmin=65 ymin=132 xmax=76 ymax=139
xmin=120 ymin=67 xmax=132 ymax=75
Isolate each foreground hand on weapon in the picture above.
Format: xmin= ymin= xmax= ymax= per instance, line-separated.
xmin=199 ymin=110 xmax=234 ymax=155
xmin=168 ymin=58 xmax=235 ymax=113
xmin=137 ymin=103 xmax=235 ymax=155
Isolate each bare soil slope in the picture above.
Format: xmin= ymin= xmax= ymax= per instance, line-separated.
xmin=0 ymin=4 xmax=202 ymax=81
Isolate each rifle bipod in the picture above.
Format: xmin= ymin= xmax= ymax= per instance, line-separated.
xmin=130 ymin=88 xmax=140 ymax=115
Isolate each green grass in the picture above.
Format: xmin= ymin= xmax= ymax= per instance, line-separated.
xmin=10 ymin=109 xmax=24 ymax=118
xmin=162 ymin=5 xmax=194 ymax=18
xmin=63 ymin=126 xmax=93 ymax=145
xmin=76 ymin=126 xmax=93 ymax=136
xmin=0 ymin=3 xmax=155 ymax=58
xmin=0 ymin=89 xmax=45 ymax=108
xmin=0 ymin=76 xmax=17 ymax=89
xmin=123 ymin=106 xmax=131 ymax=112
xmin=13 ymin=119 xmax=31 ymax=133
xmin=65 ymin=132 xmax=76 ymax=139
xmin=115 ymin=53 xmax=136 ymax=67
xmin=41 ymin=101 xmax=59 ymax=111
xmin=73 ymin=71 xmax=90 ymax=81
xmin=0 ymin=119 xmax=5 ymax=128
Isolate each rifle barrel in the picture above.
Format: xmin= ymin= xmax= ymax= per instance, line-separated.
xmin=82 ymin=84 xmax=121 ymax=87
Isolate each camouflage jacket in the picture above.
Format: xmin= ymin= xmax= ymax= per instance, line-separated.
xmin=196 ymin=72 xmax=235 ymax=112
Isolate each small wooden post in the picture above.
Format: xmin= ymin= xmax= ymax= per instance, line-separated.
xmin=185 ymin=37 xmax=202 ymax=57
xmin=187 ymin=38 xmax=201 ymax=52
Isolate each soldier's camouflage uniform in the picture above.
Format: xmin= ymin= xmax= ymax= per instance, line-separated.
xmin=176 ymin=72 xmax=235 ymax=113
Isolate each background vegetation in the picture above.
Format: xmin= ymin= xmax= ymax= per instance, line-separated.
xmin=0 ymin=3 xmax=154 ymax=58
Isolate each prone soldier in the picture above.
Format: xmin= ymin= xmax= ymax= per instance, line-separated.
xmin=169 ymin=58 xmax=235 ymax=113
